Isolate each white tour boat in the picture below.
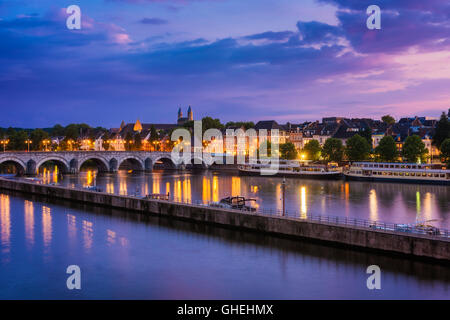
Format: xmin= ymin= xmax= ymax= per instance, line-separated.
xmin=238 ymin=161 xmax=342 ymax=179
xmin=344 ymin=162 xmax=450 ymax=185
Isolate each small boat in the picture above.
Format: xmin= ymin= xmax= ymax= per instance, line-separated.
xmin=238 ymin=161 xmax=342 ymax=179
xmin=144 ymin=193 xmax=170 ymax=201
xmin=344 ymin=162 xmax=450 ymax=185
xmin=84 ymin=186 xmax=102 ymax=192
xmin=209 ymin=196 xmax=257 ymax=212
xmin=393 ymin=220 xmax=441 ymax=236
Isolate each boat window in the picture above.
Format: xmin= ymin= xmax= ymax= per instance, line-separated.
xmin=394 ymin=172 xmax=398 ymax=176
xmin=410 ymin=173 xmax=415 ymax=177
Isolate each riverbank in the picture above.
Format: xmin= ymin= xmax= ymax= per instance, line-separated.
xmin=0 ymin=177 xmax=449 ymax=261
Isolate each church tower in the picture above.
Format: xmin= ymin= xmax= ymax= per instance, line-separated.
xmin=188 ymin=105 xmax=193 ymax=121
xmin=133 ymin=119 xmax=143 ymax=132
xmin=178 ymin=107 xmax=183 ymax=120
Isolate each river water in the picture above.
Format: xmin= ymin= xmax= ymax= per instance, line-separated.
xmin=0 ymin=169 xmax=449 ymax=299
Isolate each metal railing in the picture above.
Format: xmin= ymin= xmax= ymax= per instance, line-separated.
xmin=143 ymin=195 xmax=450 ymax=240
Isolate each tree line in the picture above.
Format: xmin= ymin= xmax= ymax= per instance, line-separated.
xmin=278 ymin=111 xmax=450 ymax=165
xmin=0 ymin=124 xmax=107 ymax=151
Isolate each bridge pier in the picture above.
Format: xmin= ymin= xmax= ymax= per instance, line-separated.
xmin=69 ymin=159 xmax=79 ymax=174
xmin=26 ymin=160 xmax=37 ymax=176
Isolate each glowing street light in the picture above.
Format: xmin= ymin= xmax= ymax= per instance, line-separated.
xmin=0 ymin=139 xmax=9 ymax=152
xmin=25 ymin=139 xmax=32 ymax=152
xmin=43 ymin=139 xmax=51 ymax=151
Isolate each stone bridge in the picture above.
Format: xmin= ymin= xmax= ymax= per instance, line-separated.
xmin=0 ymin=151 xmax=212 ymax=175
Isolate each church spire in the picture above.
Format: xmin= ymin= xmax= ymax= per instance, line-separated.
xmin=178 ymin=107 xmax=182 ymax=119
xmin=134 ymin=119 xmax=143 ymax=132
xmin=188 ymin=105 xmax=193 ymax=121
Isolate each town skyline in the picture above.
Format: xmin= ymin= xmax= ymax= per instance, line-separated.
xmin=2 ymin=0 xmax=450 ymax=127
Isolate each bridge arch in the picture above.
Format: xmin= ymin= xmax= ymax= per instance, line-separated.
xmin=78 ymin=157 xmax=109 ymax=172
xmin=153 ymin=155 xmax=178 ymax=170
xmin=117 ymin=156 xmax=144 ymax=171
xmin=0 ymin=157 xmax=26 ymax=175
xmin=36 ymin=157 xmax=70 ymax=174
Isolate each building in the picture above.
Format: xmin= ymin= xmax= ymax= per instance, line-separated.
xmin=177 ymin=106 xmax=194 ymax=126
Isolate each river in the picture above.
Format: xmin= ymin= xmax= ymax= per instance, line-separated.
xmin=0 ymin=169 xmax=449 ymax=299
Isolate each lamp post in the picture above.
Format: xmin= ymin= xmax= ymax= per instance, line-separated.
xmin=43 ymin=139 xmax=50 ymax=151
xmin=25 ymin=139 xmax=32 ymax=152
xmin=0 ymin=139 xmax=9 ymax=152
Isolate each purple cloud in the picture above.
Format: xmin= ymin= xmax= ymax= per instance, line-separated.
xmin=139 ymin=17 xmax=169 ymax=25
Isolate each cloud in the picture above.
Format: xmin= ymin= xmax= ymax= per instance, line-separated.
xmin=296 ymin=20 xmax=343 ymax=44
xmin=244 ymin=31 xmax=295 ymax=41
xmin=319 ymin=0 xmax=450 ymax=54
xmin=139 ymin=17 xmax=169 ymax=25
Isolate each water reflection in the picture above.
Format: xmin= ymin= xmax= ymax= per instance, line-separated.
xmin=0 ymin=191 xmax=449 ymax=299
xmin=82 ymin=220 xmax=94 ymax=250
xmin=369 ymin=189 xmax=378 ymax=221
xmin=24 ymin=200 xmax=34 ymax=247
xmin=55 ymin=170 xmax=450 ymax=228
xmin=67 ymin=214 xmax=77 ymax=243
xmin=0 ymin=194 xmax=10 ymax=257
xmin=42 ymin=206 xmax=52 ymax=249
xmin=299 ymin=186 xmax=307 ymax=218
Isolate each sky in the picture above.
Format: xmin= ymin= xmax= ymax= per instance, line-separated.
xmin=1 ymin=0 xmax=450 ymax=128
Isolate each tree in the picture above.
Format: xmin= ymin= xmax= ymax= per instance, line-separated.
xmin=432 ymin=112 xmax=450 ymax=148
xmin=50 ymin=124 xmax=65 ymax=137
xmin=133 ymin=132 xmax=142 ymax=151
xmin=102 ymin=132 xmax=111 ymax=151
xmin=345 ymin=134 xmax=371 ymax=161
xmin=402 ymin=135 xmax=428 ymax=163
xmin=8 ymin=130 xmax=28 ymax=151
xmin=302 ymin=140 xmax=321 ymax=161
xmin=381 ymin=115 xmax=395 ymax=125
xmin=360 ymin=127 xmax=373 ymax=146
xmin=374 ymin=135 xmax=398 ymax=162
xmin=322 ymin=138 xmax=344 ymax=162
xmin=440 ymin=138 xmax=450 ymax=166
xmin=147 ymin=125 xmax=159 ymax=151
xmin=225 ymin=121 xmax=255 ymax=130
xmin=124 ymin=132 xmax=134 ymax=151
xmin=30 ymin=129 xmax=50 ymax=151
xmin=280 ymin=142 xmax=298 ymax=160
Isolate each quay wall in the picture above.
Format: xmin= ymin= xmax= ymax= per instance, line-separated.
xmin=0 ymin=178 xmax=449 ymax=261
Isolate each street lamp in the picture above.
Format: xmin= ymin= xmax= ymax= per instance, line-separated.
xmin=43 ymin=139 xmax=51 ymax=151
xmin=25 ymin=139 xmax=32 ymax=152
xmin=0 ymin=139 xmax=9 ymax=152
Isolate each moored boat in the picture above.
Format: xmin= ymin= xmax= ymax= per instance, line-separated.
xmin=344 ymin=162 xmax=450 ymax=185
xmin=238 ymin=161 xmax=342 ymax=179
